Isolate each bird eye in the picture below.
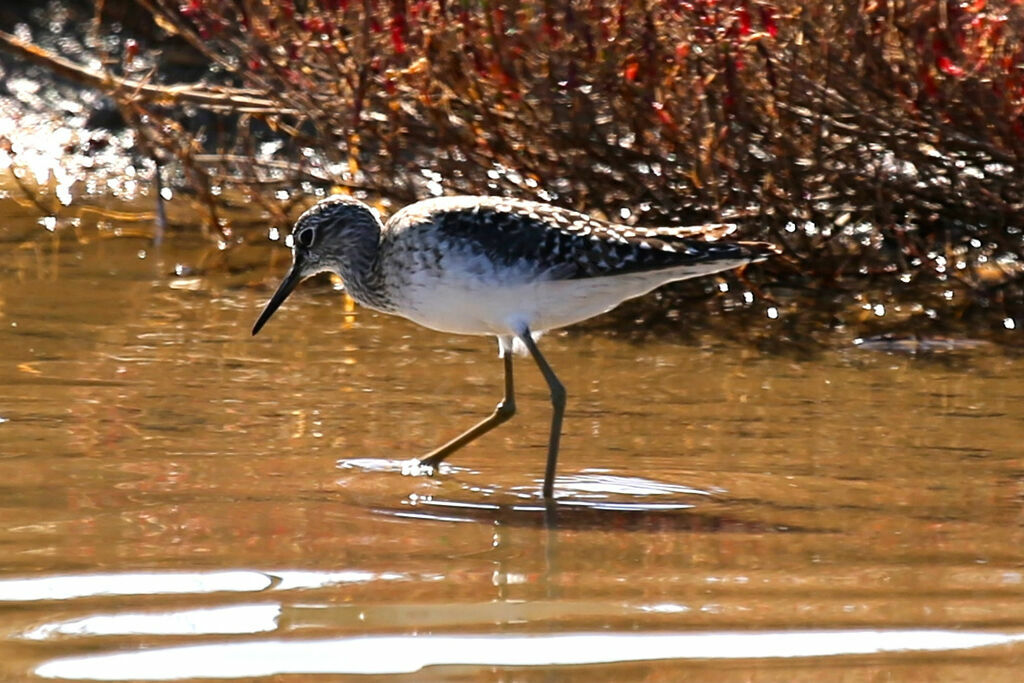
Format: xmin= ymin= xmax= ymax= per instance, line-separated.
xmin=296 ymin=227 xmax=316 ymax=248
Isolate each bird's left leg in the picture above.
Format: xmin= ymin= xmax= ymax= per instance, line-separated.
xmin=418 ymin=339 xmax=517 ymax=470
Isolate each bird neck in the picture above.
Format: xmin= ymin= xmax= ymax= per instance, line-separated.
xmin=330 ymin=217 xmax=394 ymax=312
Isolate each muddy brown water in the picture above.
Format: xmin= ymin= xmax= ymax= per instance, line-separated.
xmin=1 ymin=206 xmax=1023 ymax=681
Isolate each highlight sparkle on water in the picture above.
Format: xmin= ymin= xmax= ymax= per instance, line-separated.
xmin=22 ymin=604 xmax=280 ymax=640
xmin=33 ymin=630 xmax=1024 ymax=680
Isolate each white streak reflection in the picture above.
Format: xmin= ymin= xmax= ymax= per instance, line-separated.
xmin=36 ymin=630 xmax=1024 ymax=680
xmin=272 ymin=570 xmax=407 ymax=591
xmin=22 ymin=604 xmax=280 ymax=640
xmin=0 ymin=570 xmax=413 ymax=603
xmin=0 ymin=572 xmax=270 ymax=602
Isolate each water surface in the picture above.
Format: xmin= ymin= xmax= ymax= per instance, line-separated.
xmin=1 ymin=211 xmax=1023 ymax=680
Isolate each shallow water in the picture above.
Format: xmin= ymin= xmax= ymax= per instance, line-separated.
xmin=1 ymin=211 xmax=1023 ymax=680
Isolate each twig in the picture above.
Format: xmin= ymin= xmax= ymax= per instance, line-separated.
xmin=0 ymin=30 xmax=296 ymax=114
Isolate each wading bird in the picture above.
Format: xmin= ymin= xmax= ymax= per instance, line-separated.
xmin=253 ymin=195 xmax=776 ymax=498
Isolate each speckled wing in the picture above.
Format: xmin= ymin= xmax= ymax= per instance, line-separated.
xmin=412 ymin=197 xmax=775 ymax=281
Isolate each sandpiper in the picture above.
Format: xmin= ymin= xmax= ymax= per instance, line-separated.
xmin=252 ymin=195 xmax=776 ymax=498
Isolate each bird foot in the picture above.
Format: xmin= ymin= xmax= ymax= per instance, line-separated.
xmin=401 ymin=459 xmax=435 ymax=477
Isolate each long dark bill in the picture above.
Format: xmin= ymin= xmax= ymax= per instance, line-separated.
xmin=251 ymin=260 xmax=304 ymax=336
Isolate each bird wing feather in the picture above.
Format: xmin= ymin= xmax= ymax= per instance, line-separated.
xmin=390 ymin=196 xmax=774 ymax=282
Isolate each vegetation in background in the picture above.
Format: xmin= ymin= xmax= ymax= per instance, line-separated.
xmin=1 ymin=1 xmax=1022 ymax=345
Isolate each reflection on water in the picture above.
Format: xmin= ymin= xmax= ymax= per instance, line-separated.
xmin=23 ymin=604 xmax=281 ymax=639
xmin=1 ymin=218 xmax=1023 ymax=679
xmin=0 ymin=572 xmax=272 ymax=602
xmin=34 ymin=630 xmax=1024 ymax=679
xmin=0 ymin=570 xmax=418 ymax=603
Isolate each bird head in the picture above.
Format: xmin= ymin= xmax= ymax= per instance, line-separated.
xmin=252 ymin=195 xmax=382 ymax=335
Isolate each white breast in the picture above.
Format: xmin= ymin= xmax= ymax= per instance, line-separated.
xmin=388 ymin=251 xmax=746 ymax=337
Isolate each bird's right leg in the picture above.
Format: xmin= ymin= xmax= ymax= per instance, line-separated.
xmin=517 ymin=329 xmax=565 ymax=499
xmin=418 ymin=341 xmax=516 ymax=470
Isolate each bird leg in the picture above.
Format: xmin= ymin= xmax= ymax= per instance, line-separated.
xmin=418 ymin=350 xmax=516 ymax=470
xmin=518 ymin=330 xmax=565 ymax=499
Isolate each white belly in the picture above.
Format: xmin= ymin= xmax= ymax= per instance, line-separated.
xmin=390 ymin=261 xmax=742 ymax=337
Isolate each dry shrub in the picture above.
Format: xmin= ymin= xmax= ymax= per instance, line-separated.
xmin=5 ymin=0 xmax=1023 ymax=337
xmin=148 ymin=3 xmax=1023 ymax=252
